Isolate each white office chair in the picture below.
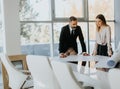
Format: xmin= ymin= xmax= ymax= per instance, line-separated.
xmin=108 ymin=68 xmax=120 ymax=89
xmin=0 ymin=53 xmax=33 ymax=89
xmin=96 ymin=70 xmax=111 ymax=89
xmin=51 ymin=61 xmax=102 ymax=89
xmin=26 ymin=55 xmax=61 ymax=89
xmin=51 ymin=61 xmax=84 ymax=89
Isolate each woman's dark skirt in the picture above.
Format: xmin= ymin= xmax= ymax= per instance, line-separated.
xmin=97 ymin=44 xmax=108 ymax=56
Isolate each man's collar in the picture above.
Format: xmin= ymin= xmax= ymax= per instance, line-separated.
xmin=69 ymin=25 xmax=72 ymax=32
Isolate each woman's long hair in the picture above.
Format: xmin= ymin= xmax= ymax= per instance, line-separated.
xmin=96 ymin=14 xmax=108 ymax=32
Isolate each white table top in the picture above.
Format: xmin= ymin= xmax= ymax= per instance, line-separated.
xmin=51 ymin=55 xmax=110 ymax=62
xmin=50 ymin=55 xmax=111 ymax=68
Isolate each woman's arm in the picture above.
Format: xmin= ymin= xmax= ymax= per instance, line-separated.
xmin=106 ymin=26 xmax=112 ymax=56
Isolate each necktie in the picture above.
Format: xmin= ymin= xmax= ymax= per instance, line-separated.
xmin=71 ymin=30 xmax=74 ymax=36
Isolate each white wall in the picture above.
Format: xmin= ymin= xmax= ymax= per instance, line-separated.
xmin=1 ymin=0 xmax=21 ymax=55
xmin=115 ymin=0 xmax=120 ymax=48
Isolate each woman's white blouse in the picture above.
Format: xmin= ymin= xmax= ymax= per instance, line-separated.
xmin=94 ymin=26 xmax=112 ymax=55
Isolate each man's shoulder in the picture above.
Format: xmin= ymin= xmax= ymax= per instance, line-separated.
xmin=76 ymin=25 xmax=81 ymax=29
xmin=62 ymin=24 xmax=69 ymax=29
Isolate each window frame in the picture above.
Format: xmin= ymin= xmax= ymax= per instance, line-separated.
xmin=19 ymin=0 xmax=115 ymax=56
xmin=52 ymin=0 xmax=88 ymax=22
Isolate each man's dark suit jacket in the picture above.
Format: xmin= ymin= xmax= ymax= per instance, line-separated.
xmin=59 ymin=25 xmax=86 ymax=53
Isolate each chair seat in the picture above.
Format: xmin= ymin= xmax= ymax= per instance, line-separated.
xmin=0 ymin=53 xmax=33 ymax=89
xmin=108 ymin=68 xmax=120 ymax=89
xmin=26 ymin=55 xmax=61 ymax=89
xmin=22 ymin=77 xmax=33 ymax=88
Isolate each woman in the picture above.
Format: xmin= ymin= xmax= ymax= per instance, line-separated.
xmin=93 ymin=14 xmax=113 ymax=57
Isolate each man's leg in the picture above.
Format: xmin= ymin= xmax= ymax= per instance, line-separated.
xmin=77 ymin=61 xmax=86 ymax=73
xmin=69 ymin=48 xmax=78 ymax=64
xmin=81 ymin=61 xmax=86 ymax=66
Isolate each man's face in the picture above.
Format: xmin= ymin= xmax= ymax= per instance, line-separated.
xmin=70 ymin=20 xmax=77 ymax=30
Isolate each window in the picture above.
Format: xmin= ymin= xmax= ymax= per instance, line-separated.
xmin=0 ymin=25 xmax=3 ymax=53
xmin=20 ymin=23 xmax=51 ymax=56
xmin=0 ymin=4 xmax=3 ymax=53
xmin=89 ymin=22 xmax=115 ymax=54
xmin=53 ymin=22 xmax=88 ymax=56
xmin=19 ymin=0 xmax=51 ymax=21
xmin=53 ymin=0 xmax=86 ymax=21
xmin=20 ymin=0 xmax=115 ymax=56
xmin=88 ymin=0 xmax=115 ymax=53
xmin=88 ymin=0 xmax=114 ymax=20
xmin=21 ymin=23 xmax=51 ymax=44
xmin=19 ymin=0 xmax=52 ymax=56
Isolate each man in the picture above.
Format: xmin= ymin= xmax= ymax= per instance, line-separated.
xmin=59 ymin=16 xmax=87 ymax=67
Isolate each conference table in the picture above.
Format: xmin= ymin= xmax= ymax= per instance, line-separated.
xmin=51 ymin=55 xmax=111 ymax=68
xmin=51 ymin=55 xmax=111 ymax=89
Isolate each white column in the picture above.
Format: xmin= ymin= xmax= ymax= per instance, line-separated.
xmin=115 ymin=0 xmax=120 ymax=48
xmin=1 ymin=0 xmax=21 ymax=55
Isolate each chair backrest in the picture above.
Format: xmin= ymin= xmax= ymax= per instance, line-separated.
xmin=96 ymin=70 xmax=111 ymax=89
xmin=0 ymin=53 xmax=28 ymax=89
xmin=26 ymin=55 xmax=61 ymax=89
xmin=108 ymin=68 xmax=120 ymax=89
xmin=51 ymin=61 xmax=84 ymax=89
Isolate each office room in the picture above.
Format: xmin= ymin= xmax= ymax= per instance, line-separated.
xmin=0 ymin=0 xmax=120 ymax=89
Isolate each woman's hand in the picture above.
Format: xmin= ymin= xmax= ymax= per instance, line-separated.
xmin=108 ymin=49 xmax=113 ymax=57
xmin=92 ymin=50 xmax=97 ymax=56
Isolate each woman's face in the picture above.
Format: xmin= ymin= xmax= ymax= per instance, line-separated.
xmin=96 ymin=18 xmax=103 ymax=27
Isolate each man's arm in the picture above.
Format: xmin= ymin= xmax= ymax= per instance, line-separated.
xmin=78 ymin=26 xmax=86 ymax=53
xmin=59 ymin=27 xmax=65 ymax=53
xmin=59 ymin=27 xmax=68 ymax=58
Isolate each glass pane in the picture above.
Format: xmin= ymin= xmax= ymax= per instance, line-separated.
xmin=54 ymin=0 xmax=84 ymax=18
xmin=54 ymin=23 xmax=67 ymax=43
xmin=89 ymin=22 xmax=114 ymax=41
xmin=53 ymin=23 xmax=67 ymax=56
xmin=89 ymin=22 xmax=115 ymax=54
xmin=0 ymin=4 xmax=3 ymax=85
xmin=89 ymin=22 xmax=96 ymax=41
xmin=53 ymin=22 xmax=87 ymax=56
xmin=20 ymin=23 xmax=51 ymax=56
xmin=20 ymin=23 xmax=51 ymax=44
xmin=89 ymin=42 xmax=115 ymax=55
xmin=54 ymin=22 xmax=87 ymax=43
xmin=0 ymin=7 xmax=3 ymax=53
xmin=78 ymin=22 xmax=87 ymax=40
xmin=108 ymin=22 xmax=114 ymax=42
xmin=0 ymin=28 xmax=3 ymax=53
xmin=89 ymin=0 xmax=114 ymax=20
xmin=19 ymin=0 xmax=51 ymax=21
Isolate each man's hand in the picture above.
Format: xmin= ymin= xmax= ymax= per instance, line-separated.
xmin=82 ymin=52 xmax=89 ymax=56
xmin=59 ymin=53 xmax=67 ymax=58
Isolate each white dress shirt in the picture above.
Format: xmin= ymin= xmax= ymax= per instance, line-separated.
xmin=94 ymin=26 xmax=112 ymax=55
xmin=69 ymin=25 xmax=73 ymax=34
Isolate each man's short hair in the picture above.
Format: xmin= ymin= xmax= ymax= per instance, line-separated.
xmin=69 ymin=16 xmax=77 ymax=21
